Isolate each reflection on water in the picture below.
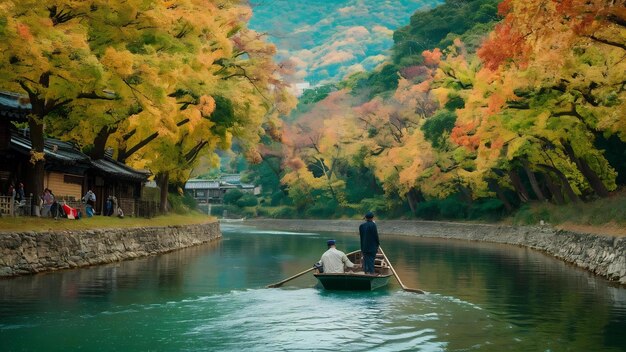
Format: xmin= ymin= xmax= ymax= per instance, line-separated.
xmin=0 ymin=224 xmax=625 ymax=351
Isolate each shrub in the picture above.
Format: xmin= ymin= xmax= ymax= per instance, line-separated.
xmin=167 ymin=193 xmax=192 ymax=214
xmin=468 ymin=199 xmax=506 ymax=220
xmin=236 ymin=193 xmax=258 ymax=207
xmin=271 ymin=206 xmax=296 ymax=219
xmin=305 ymin=199 xmax=338 ymax=218
xmin=223 ymin=189 xmax=244 ymax=205
xmin=415 ymin=201 xmax=440 ymax=220
xmin=270 ymin=191 xmax=286 ymax=206
xmin=439 ymin=198 xmax=468 ymax=219
xmin=356 ymin=197 xmax=388 ymax=218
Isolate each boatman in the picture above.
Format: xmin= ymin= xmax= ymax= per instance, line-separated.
xmin=359 ymin=211 xmax=380 ymax=274
xmin=316 ymin=240 xmax=355 ymax=273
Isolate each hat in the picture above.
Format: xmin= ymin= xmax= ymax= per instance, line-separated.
xmin=364 ymin=211 xmax=374 ymax=219
xmin=327 ymin=239 xmax=336 ymax=246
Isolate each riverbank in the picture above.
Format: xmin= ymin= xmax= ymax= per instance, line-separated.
xmin=248 ymin=219 xmax=626 ymax=286
xmin=0 ymin=222 xmax=221 ymax=277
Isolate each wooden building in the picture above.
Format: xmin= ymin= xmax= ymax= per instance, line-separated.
xmin=184 ymin=174 xmax=257 ymax=204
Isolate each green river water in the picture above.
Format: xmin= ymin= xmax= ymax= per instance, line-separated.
xmin=1 ymin=224 xmax=625 ymax=351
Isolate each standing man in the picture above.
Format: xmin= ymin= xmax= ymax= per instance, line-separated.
xmin=316 ymin=240 xmax=354 ymax=273
xmin=359 ymin=211 xmax=380 ymax=275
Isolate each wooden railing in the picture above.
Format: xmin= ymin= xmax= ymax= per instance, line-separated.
xmin=0 ymin=196 xmax=32 ymax=216
xmin=0 ymin=196 xmax=158 ymax=218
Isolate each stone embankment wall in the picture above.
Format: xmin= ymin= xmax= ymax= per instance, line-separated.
xmin=251 ymin=219 xmax=626 ymax=285
xmin=0 ymin=222 xmax=221 ymax=277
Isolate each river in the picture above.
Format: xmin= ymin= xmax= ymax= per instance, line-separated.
xmin=1 ymin=224 xmax=625 ymax=351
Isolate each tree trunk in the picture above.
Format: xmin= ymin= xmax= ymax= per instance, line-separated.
xmin=487 ymin=179 xmax=513 ymax=212
xmin=406 ymin=188 xmax=418 ymax=214
xmin=456 ymin=183 xmax=473 ymax=204
xmin=27 ymin=117 xmax=45 ymax=216
xmin=521 ymin=159 xmax=545 ymax=201
xmin=90 ymin=125 xmax=117 ymax=159
xmin=543 ymin=174 xmax=565 ymax=205
xmin=508 ymin=169 xmax=530 ymax=203
xmin=561 ymin=140 xmax=609 ymax=197
xmin=537 ymin=164 xmax=581 ymax=203
xmin=156 ymin=172 xmax=169 ymax=214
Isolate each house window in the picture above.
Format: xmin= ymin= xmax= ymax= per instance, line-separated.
xmin=63 ymin=174 xmax=83 ymax=185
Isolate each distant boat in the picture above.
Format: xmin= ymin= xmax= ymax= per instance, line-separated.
xmin=313 ymin=249 xmax=393 ymax=291
xmin=219 ymin=217 xmax=246 ymax=223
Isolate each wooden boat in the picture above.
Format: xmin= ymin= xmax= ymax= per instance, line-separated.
xmin=313 ymin=249 xmax=393 ymax=291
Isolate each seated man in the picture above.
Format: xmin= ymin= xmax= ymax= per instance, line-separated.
xmin=316 ymin=240 xmax=355 ymax=274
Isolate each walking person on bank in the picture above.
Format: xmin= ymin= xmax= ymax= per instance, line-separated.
xmin=359 ymin=212 xmax=380 ymax=275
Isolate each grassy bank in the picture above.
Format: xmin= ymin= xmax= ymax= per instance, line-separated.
xmin=511 ymin=190 xmax=626 ymax=236
xmin=0 ymin=213 xmax=215 ymax=233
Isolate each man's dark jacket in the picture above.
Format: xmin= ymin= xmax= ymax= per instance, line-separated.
xmin=359 ymin=220 xmax=380 ymax=254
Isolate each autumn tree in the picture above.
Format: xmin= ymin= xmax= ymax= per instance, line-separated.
xmin=0 ymin=1 xmax=295 ymax=213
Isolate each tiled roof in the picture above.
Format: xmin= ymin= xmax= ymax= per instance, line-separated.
xmin=9 ymin=129 xmax=148 ymax=181
xmin=11 ymin=131 xmax=90 ymax=164
xmin=91 ymin=157 xmax=149 ymax=181
xmin=0 ymin=91 xmax=31 ymax=121
xmin=184 ymin=179 xmax=220 ymax=189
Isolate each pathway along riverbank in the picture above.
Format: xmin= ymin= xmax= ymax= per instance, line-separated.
xmin=248 ymin=219 xmax=626 ymax=286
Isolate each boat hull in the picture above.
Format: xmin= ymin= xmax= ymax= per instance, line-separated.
xmin=314 ymin=273 xmax=392 ymax=291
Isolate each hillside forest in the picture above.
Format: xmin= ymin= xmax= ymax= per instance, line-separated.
xmin=242 ymin=0 xmax=626 ymax=223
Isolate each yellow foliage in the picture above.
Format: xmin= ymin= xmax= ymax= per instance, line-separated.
xmin=101 ymin=48 xmax=134 ymax=78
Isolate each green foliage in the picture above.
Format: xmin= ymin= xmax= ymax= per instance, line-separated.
xmin=415 ymin=201 xmax=440 ymax=220
xmin=236 ymin=193 xmax=258 ymax=207
xmin=356 ymin=197 xmax=389 ymax=219
xmin=512 ymin=192 xmax=626 ymax=226
xmin=305 ymin=199 xmax=339 ymax=218
xmin=210 ymin=96 xmax=236 ymax=137
xmin=595 ymin=134 xmax=626 ymax=185
xmin=167 ymin=192 xmax=197 ymax=214
xmin=392 ymin=0 xmax=501 ymax=65
xmin=439 ymin=22 xmax=497 ymax=53
xmin=270 ymin=190 xmax=288 ymax=206
xmin=467 ymin=199 xmax=506 ymax=220
xmin=414 ymin=197 xmax=505 ymax=221
xmin=439 ymin=198 xmax=468 ymax=219
xmin=223 ymin=189 xmax=244 ymax=205
xmin=422 ymin=110 xmax=457 ymax=149
xmin=352 ymin=63 xmax=400 ymax=98
xmin=258 ymin=206 xmax=297 ymax=219
xmin=209 ymin=204 xmax=242 ymax=218
xmin=299 ymin=84 xmax=337 ymax=105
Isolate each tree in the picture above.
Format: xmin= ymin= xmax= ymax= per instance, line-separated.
xmin=0 ymin=1 xmax=295 ymax=213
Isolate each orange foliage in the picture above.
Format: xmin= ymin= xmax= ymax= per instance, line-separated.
xmin=477 ymin=22 xmax=529 ymax=71
xmin=422 ymin=48 xmax=442 ymax=67
xmin=16 ymin=23 xmax=32 ymax=41
xmin=450 ymin=120 xmax=481 ymax=150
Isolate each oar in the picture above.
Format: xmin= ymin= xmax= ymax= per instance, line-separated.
xmin=267 ymin=249 xmax=361 ymax=288
xmin=379 ymin=247 xmax=425 ymax=294
xmin=266 ymin=267 xmax=315 ymax=288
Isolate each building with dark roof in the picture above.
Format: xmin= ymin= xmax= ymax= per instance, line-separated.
xmin=2 ymin=131 xmax=149 ymax=215
xmin=184 ymin=174 xmax=258 ymax=204
xmin=0 ymin=91 xmax=150 ymax=216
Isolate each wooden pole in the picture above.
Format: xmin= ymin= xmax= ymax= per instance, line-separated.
xmin=379 ymin=247 xmax=425 ymax=294
xmin=266 ymin=267 xmax=316 ymax=288
xmin=267 ymin=249 xmax=361 ymax=288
